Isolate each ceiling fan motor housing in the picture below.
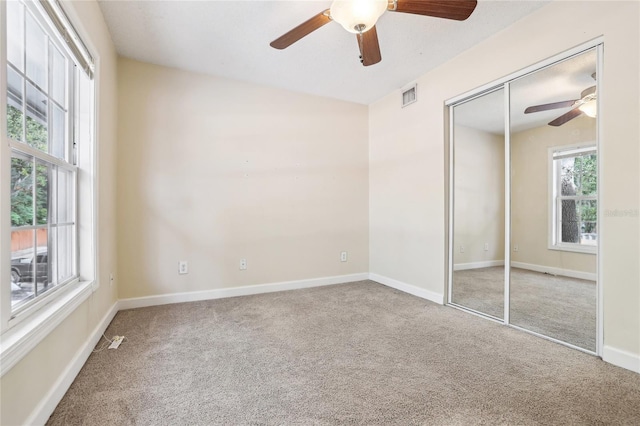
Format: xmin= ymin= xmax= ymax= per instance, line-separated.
xmin=581 ymin=85 xmax=596 ymax=100
xmin=330 ymin=0 xmax=388 ymax=34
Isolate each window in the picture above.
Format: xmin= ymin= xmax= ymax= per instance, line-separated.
xmin=550 ymin=145 xmax=597 ymax=253
xmin=5 ymin=0 xmax=94 ymax=317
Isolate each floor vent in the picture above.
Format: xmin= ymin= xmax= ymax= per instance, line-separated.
xmin=402 ymin=84 xmax=417 ymax=107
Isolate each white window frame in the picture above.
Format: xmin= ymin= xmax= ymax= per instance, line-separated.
xmin=0 ymin=0 xmax=97 ymax=377
xmin=548 ymin=143 xmax=597 ymax=254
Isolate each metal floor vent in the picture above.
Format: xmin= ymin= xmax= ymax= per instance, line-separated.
xmin=402 ymin=84 xmax=417 ymax=107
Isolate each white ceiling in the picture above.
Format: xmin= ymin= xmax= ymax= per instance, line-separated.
xmin=97 ymin=0 xmax=550 ymax=105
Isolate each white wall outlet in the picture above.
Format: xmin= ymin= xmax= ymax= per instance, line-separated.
xmin=240 ymin=258 xmax=247 ymax=270
xmin=460 ymin=245 xmax=465 ymax=253
xmin=513 ymin=245 xmax=519 ymax=252
xmin=178 ymin=260 xmax=188 ymax=275
xmin=484 ymin=243 xmax=489 ymax=251
xmin=340 ymin=251 xmax=348 ymax=262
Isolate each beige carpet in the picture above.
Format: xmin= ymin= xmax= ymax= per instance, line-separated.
xmin=452 ymin=267 xmax=596 ymax=351
xmin=48 ymin=281 xmax=639 ymax=425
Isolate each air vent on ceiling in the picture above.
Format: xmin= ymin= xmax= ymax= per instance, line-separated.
xmin=402 ymin=84 xmax=417 ymax=108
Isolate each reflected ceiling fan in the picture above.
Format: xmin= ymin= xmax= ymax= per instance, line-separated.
xmin=524 ymin=73 xmax=597 ymax=126
xmin=270 ymin=0 xmax=478 ymax=66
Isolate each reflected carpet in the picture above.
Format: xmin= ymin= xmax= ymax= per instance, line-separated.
xmin=452 ymin=267 xmax=596 ymax=351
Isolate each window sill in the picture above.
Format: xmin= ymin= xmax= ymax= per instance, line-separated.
xmin=0 ymin=280 xmax=95 ymax=377
xmin=548 ymin=244 xmax=597 ymax=255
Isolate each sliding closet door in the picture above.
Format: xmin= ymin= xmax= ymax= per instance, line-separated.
xmin=451 ymin=88 xmax=505 ymax=319
xmin=509 ymin=49 xmax=598 ymax=351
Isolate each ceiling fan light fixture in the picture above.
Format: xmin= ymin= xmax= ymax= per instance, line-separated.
xmin=579 ymin=99 xmax=597 ymax=118
xmin=330 ymin=0 xmax=388 ymax=34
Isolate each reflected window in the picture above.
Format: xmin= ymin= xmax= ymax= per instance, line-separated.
xmin=550 ymin=145 xmax=597 ymax=251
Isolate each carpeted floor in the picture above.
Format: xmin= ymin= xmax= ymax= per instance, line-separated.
xmin=48 ymin=281 xmax=639 ymax=425
xmin=452 ymin=267 xmax=596 ymax=351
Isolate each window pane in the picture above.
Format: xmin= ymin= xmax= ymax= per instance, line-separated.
xmin=26 ymin=82 xmax=48 ymax=151
xmin=51 ymin=43 xmax=66 ymax=106
xmin=579 ymin=200 xmax=597 ymax=245
xmin=11 ymin=229 xmax=36 ymax=308
xmin=560 ymin=157 xmax=576 ymax=196
xmin=56 ymin=225 xmax=74 ymax=283
xmin=35 ymin=162 xmax=51 ymax=225
xmin=35 ymin=231 xmax=51 ymax=296
xmin=7 ymin=67 xmax=24 ymax=141
xmin=11 ymin=155 xmax=34 ymax=227
xmin=7 ymin=0 xmax=25 ymax=71
xmin=575 ymin=154 xmax=597 ymax=196
xmin=26 ymin=11 xmax=48 ymax=90
xmin=560 ymin=199 xmax=580 ymax=244
xmin=51 ymin=104 xmax=66 ymax=159
xmin=56 ymin=167 xmax=74 ymax=223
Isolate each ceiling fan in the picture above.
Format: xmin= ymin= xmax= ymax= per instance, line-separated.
xmin=270 ymin=0 xmax=478 ymax=66
xmin=524 ymin=73 xmax=597 ymax=126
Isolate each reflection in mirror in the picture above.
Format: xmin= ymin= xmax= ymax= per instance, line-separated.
xmin=509 ymin=49 xmax=597 ymax=351
xmin=452 ymin=88 xmax=505 ymax=319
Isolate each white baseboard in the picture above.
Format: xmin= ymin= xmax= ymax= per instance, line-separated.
xmin=603 ymin=345 xmax=640 ymax=374
xmin=118 ymin=273 xmax=370 ymax=310
xmin=26 ymin=301 xmax=119 ymax=426
xmin=453 ymin=260 xmax=504 ymax=271
xmin=369 ymin=273 xmax=444 ymax=305
xmin=511 ymin=261 xmax=596 ymax=281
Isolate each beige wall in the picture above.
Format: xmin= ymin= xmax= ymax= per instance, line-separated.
xmin=453 ymin=125 xmax=505 ymax=266
xmin=511 ymin=116 xmax=596 ymax=274
xmin=116 ymin=59 xmax=369 ymax=299
xmin=0 ymin=1 xmax=119 ymax=425
xmin=369 ymin=1 xmax=639 ymax=357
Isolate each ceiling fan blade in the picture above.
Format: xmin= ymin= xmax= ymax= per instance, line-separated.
xmin=392 ymin=0 xmax=477 ymax=21
xmin=548 ymin=107 xmax=583 ymax=127
xmin=524 ymin=100 xmax=579 ymax=114
xmin=357 ymin=26 xmax=382 ymax=66
xmin=270 ymin=10 xmax=331 ymax=50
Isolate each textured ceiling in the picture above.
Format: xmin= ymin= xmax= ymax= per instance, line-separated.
xmin=97 ymin=0 xmax=550 ymax=105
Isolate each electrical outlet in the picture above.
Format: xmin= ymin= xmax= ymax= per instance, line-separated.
xmin=460 ymin=245 xmax=465 ymax=253
xmin=340 ymin=251 xmax=348 ymax=262
xmin=179 ymin=260 xmax=188 ymax=275
xmin=240 ymin=258 xmax=247 ymax=270
xmin=484 ymin=243 xmax=489 ymax=251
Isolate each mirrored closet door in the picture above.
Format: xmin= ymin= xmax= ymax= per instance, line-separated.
xmin=509 ymin=49 xmax=598 ymax=352
xmin=448 ymin=45 xmax=600 ymax=353
xmin=450 ymin=88 xmax=505 ymax=320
